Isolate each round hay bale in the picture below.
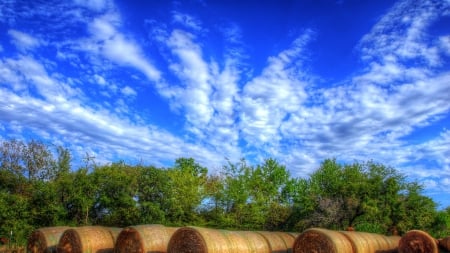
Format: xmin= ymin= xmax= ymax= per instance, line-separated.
xmin=439 ymin=237 xmax=450 ymax=251
xmin=27 ymin=226 xmax=70 ymax=253
xmin=340 ymin=231 xmax=400 ymax=253
xmin=167 ymin=226 xmax=271 ymax=253
xmin=57 ymin=226 xmax=119 ymax=253
xmin=292 ymin=228 xmax=353 ymax=253
xmin=114 ymin=224 xmax=178 ymax=253
xmin=398 ymin=230 xmax=439 ymax=253
xmin=257 ymin=231 xmax=297 ymax=253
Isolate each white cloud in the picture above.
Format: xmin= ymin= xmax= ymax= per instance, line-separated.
xmin=94 ymin=74 xmax=107 ymax=86
xmin=8 ymin=29 xmax=41 ymax=51
xmin=121 ymin=86 xmax=137 ymax=97
xmin=359 ymin=0 xmax=447 ymax=67
xmin=166 ymin=29 xmax=213 ymax=126
xmin=172 ymin=11 xmax=204 ymax=32
xmin=1 ymin=56 xmax=79 ymax=101
xmin=0 ymin=87 xmax=223 ymax=168
xmin=73 ymin=0 xmax=109 ymax=12
xmin=240 ymin=32 xmax=310 ymax=147
xmin=440 ymin=36 xmax=450 ymax=55
xmin=76 ymin=13 xmax=161 ymax=82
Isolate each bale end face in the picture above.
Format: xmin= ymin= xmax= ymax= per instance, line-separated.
xmin=27 ymin=231 xmax=47 ymax=253
xmin=114 ymin=228 xmax=143 ymax=253
xmin=167 ymin=228 xmax=206 ymax=253
xmin=57 ymin=229 xmax=82 ymax=253
xmin=293 ymin=228 xmax=352 ymax=253
xmin=27 ymin=226 xmax=70 ymax=253
xmin=398 ymin=230 xmax=439 ymax=253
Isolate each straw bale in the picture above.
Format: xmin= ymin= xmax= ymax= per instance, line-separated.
xmin=292 ymin=228 xmax=353 ymax=253
xmin=398 ymin=230 xmax=439 ymax=253
xmin=257 ymin=231 xmax=297 ymax=253
xmin=340 ymin=231 xmax=400 ymax=253
xmin=114 ymin=224 xmax=178 ymax=253
xmin=238 ymin=231 xmax=272 ymax=253
xmin=27 ymin=226 xmax=70 ymax=253
xmin=57 ymin=226 xmax=119 ymax=253
xmin=167 ymin=226 xmax=272 ymax=253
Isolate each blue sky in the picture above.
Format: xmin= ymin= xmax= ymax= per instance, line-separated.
xmin=1 ymin=0 xmax=449 ymax=208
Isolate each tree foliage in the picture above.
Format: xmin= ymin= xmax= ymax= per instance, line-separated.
xmin=0 ymin=139 xmax=448 ymax=245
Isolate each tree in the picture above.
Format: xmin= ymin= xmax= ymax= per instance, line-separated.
xmin=136 ymin=165 xmax=170 ymax=224
xmin=247 ymin=158 xmax=292 ymax=230
xmin=0 ymin=139 xmax=25 ymax=176
xmin=64 ymin=168 xmax=96 ymax=225
xmin=298 ymin=159 xmax=417 ymax=233
xmin=90 ymin=162 xmax=140 ymax=227
xmin=165 ymin=158 xmax=208 ymax=225
xmin=395 ymin=182 xmax=437 ymax=234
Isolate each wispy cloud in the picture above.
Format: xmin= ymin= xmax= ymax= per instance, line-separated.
xmin=78 ymin=12 xmax=161 ymax=81
xmin=166 ymin=29 xmax=213 ymax=125
xmin=171 ymin=11 xmax=205 ymax=33
xmin=8 ymin=29 xmax=43 ymax=51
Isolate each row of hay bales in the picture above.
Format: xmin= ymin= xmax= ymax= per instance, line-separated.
xmin=26 ymin=225 xmax=298 ymax=253
xmin=26 ymin=225 xmax=450 ymax=253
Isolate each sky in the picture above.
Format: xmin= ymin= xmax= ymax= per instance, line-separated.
xmin=0 ymin=0 xmax=449 ymax=208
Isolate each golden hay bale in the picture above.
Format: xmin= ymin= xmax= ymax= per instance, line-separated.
xmin=114 ymin=224 xmax=178 ymax=253
xmin=339 ymin=231 xmax=400 ymax=253
xmin=398 ymin=230 xmax=439 ymax=253
xmin=57 ymin=226 xmax=120 ymax=253
xmin=439 ymin=237 xmax=450 ymax=251
xmin=256 ymin=231 xmax=298 ymax=253
xmin=292 ymin=228 xmax=353 ymax=253
xmin=167 ymin=226 xmax=272 ymax=253
xmin=27 ymin=226 xmax=70 ymax=253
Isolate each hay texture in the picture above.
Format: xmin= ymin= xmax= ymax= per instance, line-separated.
xmin=114 ymin=224 xmax=178 ymax=253
xmin=439 ymin=237 xmax=450 ymax=252
xmin=340 ymin=231 xmax=400 ymax=253
xmin=257 ymin=231 xmax=298 ymax=253
xmin=167 ymin=226 xmax=277 ymax=253
xmin=27 ymin=226 xmax=70 ymax=253
xmin=293 ymin=228 xmax=353 ymax=253
xmin=398 ymin=230 xmax=439 ymax=253
xmin=57 ymin=226 xmax=120 ymax=253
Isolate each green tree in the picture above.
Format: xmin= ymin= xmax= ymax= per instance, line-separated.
xmin=395 ymin=182 xmax=437 ymax=234
xmin=0 ymin=191 xmax=32 ymax=246
xmin=90 ymin=162 xmax=140 ymax=227
xmin=136 ymin=165 xmax=170 ymax=224
xmin=165 ymin=158 xmax=208 ymax=225
xmin=220 ymin=159 xmax=252 ymax=229
xmin=29 ymin=180 xmax=67 ymax=227
xmin=64 ymin=168 xmax=96 ymax=225
xmin=429 ymin=207 xmax=450 ymax=238
xmin=248 ymin=158 xmax=292 ymax=230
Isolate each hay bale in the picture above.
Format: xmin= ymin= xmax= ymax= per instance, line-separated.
xmin=114 ymin=224 xmax=178 ymax=253
xmin=340 ymin=231 xmax=400 ymax=253
xmin=257 ymin=231 xmax=298 ymax=253
xmin=398 ymin=230 xmax=439 ymax=253
xmin=167 ymin=226 xmax=272 ymax=253
xmin=27 ymin=226 xmax=70 ymax=253
xmin=57 ymin=226 xmax=120 ymax=253
xmin=292 ymin=228 xmax=353 ymax=253
xmin=439 ymin=237 xmax=450 ymax=251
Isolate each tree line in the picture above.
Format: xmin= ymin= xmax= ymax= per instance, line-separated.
xmin=0 ymin=139 xmax=449 ymax=245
